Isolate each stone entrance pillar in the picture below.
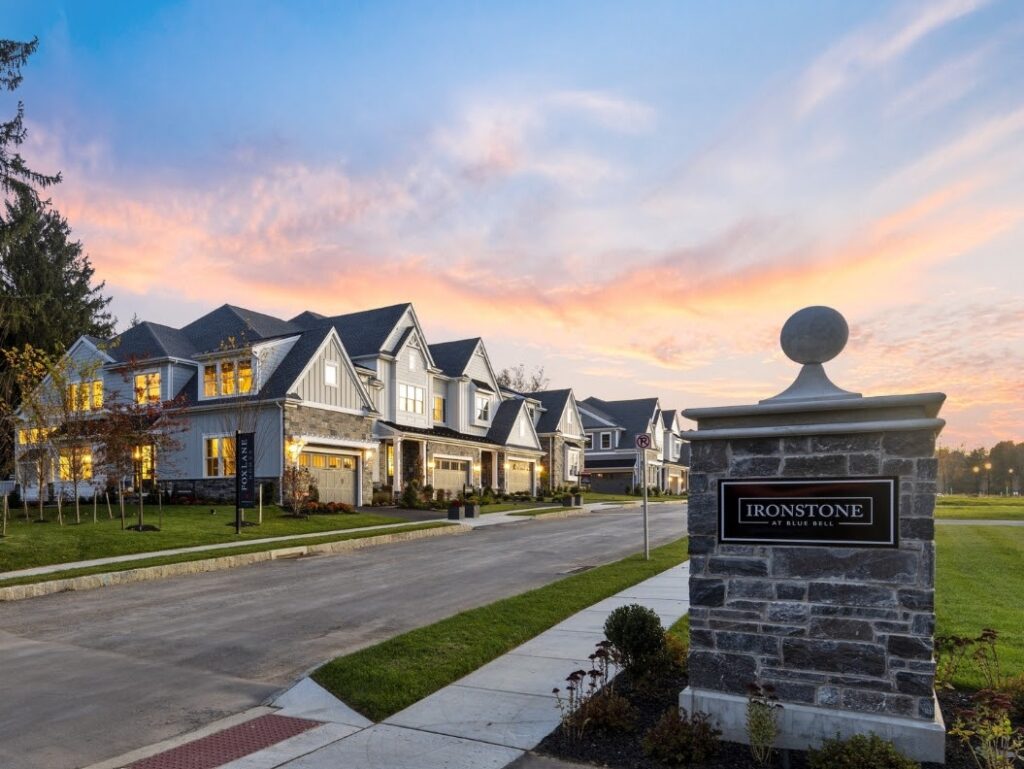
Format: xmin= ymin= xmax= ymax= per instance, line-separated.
xmin=679 ymin=306 xmax=947 ymax=763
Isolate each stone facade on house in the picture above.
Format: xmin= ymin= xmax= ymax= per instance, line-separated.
xmin=686 ymin=429 xmax=940 ymax=722
xmin=284 ymin=404 xmax=376 ymax=504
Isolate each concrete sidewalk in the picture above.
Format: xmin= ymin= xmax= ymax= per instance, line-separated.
xmin=99 ymin=559 xmax=690 ymax=769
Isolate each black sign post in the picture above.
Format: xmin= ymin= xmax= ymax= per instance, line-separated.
xmin=719 ymin=476 xmax=898 ymax=548
xmin=235 ymin=431 xmax=256 ymax=535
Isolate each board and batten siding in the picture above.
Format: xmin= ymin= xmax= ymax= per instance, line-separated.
xmin=392 ymin=334 xmax=431 ymax=429
xmin=295 ymin=336 xmax=366 ymax=411
xmin=559 ymin=396 xmax=585 ymax=439
xmin=162 ymin=405 xmax=282 ymax=480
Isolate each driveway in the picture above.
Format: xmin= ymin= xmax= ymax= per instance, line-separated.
xmin=0 ymin=504 xmax=685 ymax=769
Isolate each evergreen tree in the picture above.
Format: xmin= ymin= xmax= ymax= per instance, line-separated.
xmin=1 ymin=37 xmax=60 ymax=198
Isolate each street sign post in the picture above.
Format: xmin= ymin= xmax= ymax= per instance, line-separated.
xmin=235 ymin=431 xmax=256 ymax=535
xmin=635 ymin=433 xmax=652 ymax=559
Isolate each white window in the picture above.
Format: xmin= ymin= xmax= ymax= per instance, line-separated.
xmin=325 ymin=362 xmax=338 ymax=387
xmin=567 ymin=448 xmax=580 ymax=479
xmin=567 ymin=409 xmax=574 ymax=427
xmin=600 ymin=432 xmax=611 ymax=450
xmin=409 ymin=351 xmax=416 ymax=370
xmin=519 ymin=418 xmax=525 ymax=437
xmin=584 ymin=433 xmax=593 ymax=449
xmin=399 ymin=383 xmax=425 ymax=414
xmin=476 ymin=395 xmax=491 ymax=422
xmin=205 ymin=435 xmax=235 ymax=477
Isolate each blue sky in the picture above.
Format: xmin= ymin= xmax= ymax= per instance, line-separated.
xmin=4 ymin=0 xmax=1023 ymax=446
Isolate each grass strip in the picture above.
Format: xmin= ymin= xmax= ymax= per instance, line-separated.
xmin=0 ymin=522 xmax=454 ymax=589
xmin=313 ymin=537 xmax=688 ymax=721
xmin=509 ymin=507 xmax=583 ymax=517
xmin=935 ymin=524 xmax=1024 ymax=688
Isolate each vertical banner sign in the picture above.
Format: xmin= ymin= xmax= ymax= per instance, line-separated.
xmin=236 ymin=431 xmax=256 ymax=509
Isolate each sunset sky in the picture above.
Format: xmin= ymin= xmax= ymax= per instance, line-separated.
xmin=5 ymin=0 xmax=1023 ymax=448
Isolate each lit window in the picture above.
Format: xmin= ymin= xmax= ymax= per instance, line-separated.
xmin=325 ymin=362 xmax=338 ymax=387
xmin=59 ymin=448 xmax=93 ymax=480
xmin=134 ymin=372 xmax=161 ymax=404
xmin=203 ymin=365 xmax=218 ymax=397
xmin=433 ymin=395 xmax=446 ymax=422
xmin=238 ymin=359 xmax=253 ymax=393
xmin=204 ymin=436 xmax=235 ymax=477
xmin=68 ymin=379 xmax=104 ymax=411
xmin=567 ymin=449 xmax=580 ymax=479
xmin=132 ymin=445 xmax=155 ymax=483
xmin=600 ymin=432 xmax=611 ymax=450
xmin=476 ymin=396 xmax=490 ymax=421
xmin=221 ymin=361 xmax=235 ymax=395
xmin=399 ymin=384 xmax=425 ymax=414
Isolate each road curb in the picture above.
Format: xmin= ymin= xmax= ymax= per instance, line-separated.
xmin=509 ymin=507 xmax=588 ymax=520
xmin=0 ymin=523 xmax=470 ymax=602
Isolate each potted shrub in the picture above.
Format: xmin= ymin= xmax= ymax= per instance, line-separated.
xmin=561 ymin=492 xmax=573 ymax=507
xmin=570 ymin=485 xmax=583 ymax=506
xmin=447 ymin=499 xmax=465 ymax=520
xmin=464 ymin=495 xmax=481 ymax=518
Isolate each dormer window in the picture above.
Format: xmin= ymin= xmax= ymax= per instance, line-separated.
xmin=600 ymin=432 xmax=611 ymax=450
xmin=68 ymin=380 xmax=103 ymax=411
xmin=135 ymin=372 xmax=161 ymax=404
xmin=325 ymin=362 xmax=338 ymax=387
xmin=202 ymin=358 xmax=254 ymax=398
xmin=476 ymin=395 xmax=491 ymax=422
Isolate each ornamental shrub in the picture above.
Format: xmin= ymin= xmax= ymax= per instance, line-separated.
xmin=808 ymin=733 xmax=919 ymax=769
xmin=642 ymin=708 xmax=721 ymax=766
xmin=604 ymin=604 xmax=666 ymax=675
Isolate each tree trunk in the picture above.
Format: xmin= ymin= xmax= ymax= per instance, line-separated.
xmin=56 ymin=493 xmax=63 ymax=526
xmin=93 ymin=490 xmax=97 ymax=524
xmin=74 ymin=481 xmax=81 ymax=524
xmin=105 ymin=491 xmax=112 ymax=520
xmin=119 ymin=481 xmax=125 ymax=530
xmin=2 ymin=494 xmax=7 ymax=537
xmin=139 ymin=486 xmax=144 ymax=529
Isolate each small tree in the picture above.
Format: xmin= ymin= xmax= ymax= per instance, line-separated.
xmin=93 ymin=356 xmax=186 ymax=531
xmin=282 ymin=464 xmax=312 ymax=517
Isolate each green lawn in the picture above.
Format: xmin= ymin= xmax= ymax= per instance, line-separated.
xmin=935 ymin=524 xmax=1024 ymax=688
xmin=583 ymin=491 xmax=688 ymax=504
xmin=0 ymin=522 xmax=454 ymax=589
xmin=0 ymin=503 xmax=404 ymax=573
xmin=935 ymin=494 xmax=1024 ymax=520
xmin=509 ymin=506 xmax=582 ymax=517
xmin=481 ymin=501 xmax=562 ymax=515
xmin=313 ymin=537 xmax=689 ymax=721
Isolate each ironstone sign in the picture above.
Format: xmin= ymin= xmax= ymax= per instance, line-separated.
xmin=236 ymin=431 xmax=256 ymax=509
xmin=718 ymin=476 xmax=898 ymax=548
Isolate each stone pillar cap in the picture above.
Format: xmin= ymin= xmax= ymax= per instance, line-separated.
xmin=764 ymin=306 xmax=860 ymax=403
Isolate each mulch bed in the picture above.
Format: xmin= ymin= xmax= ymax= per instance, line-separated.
xmin=536 ymin=669 xmax=1001 ymax=768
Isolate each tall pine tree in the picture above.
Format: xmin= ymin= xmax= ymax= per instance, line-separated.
xmin=0 ymin=37 xmax=114 ymax=473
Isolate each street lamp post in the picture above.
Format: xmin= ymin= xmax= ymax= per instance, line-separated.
xmin=984 ymin=461 xmax=992 ymax=496
xmin=1008 ymin=467 xmax=1015 ymax=496
xmin=973 ymin=465 xmax=981 ymax=496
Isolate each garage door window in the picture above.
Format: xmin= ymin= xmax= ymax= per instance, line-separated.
xmin=436 ymin=459 xmax=467 ymax=471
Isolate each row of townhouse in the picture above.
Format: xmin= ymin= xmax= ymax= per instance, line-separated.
xmin=12 ymin=302 xmax=688 ymax=504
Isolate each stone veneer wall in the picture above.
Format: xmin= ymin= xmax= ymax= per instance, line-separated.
xmin=687 ymin=430 xmax=939 ymax=721
xmin=284 ymin=405 xmax=376 ymax=505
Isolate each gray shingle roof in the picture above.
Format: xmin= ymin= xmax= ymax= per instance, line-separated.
xmin=579 ymin=399 xmax=618 ymax=430
xmin=661 ymin=409 xmax=677 ymax=429
xmin=582 ymin=397 xmax=660 ymax=447
xmin=428 ymin=338 xmax=480 ymax=377
xmin=295 ymin=303 xmax=411 ymax=358
xmin=531 ymin=389 xmax=572 ymax=434
xmin=181 ymin=304 xmax=300 ymax=353
xmin=379 ymin=421 xmax=497 ymax=446
xmin=107 ymin=322 xmax=198 ymax=362
xmin=487 ymin=399 xmax=535 ymax=448
xmin=289 ymin=310 xmax=325 ymax=325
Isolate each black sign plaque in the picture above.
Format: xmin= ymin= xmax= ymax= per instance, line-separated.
xmin=719 ymin=477 xmax=898 ymax=548
xmin=236 ymin=431 xmax=256 ymax=510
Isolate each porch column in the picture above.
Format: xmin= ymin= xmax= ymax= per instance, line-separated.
xmin=420 ymin=440 xmax=427 ymax=485
xmin=394 ymin=437 xmax=402 ymax=491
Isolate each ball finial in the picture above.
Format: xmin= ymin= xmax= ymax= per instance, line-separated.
xmin=780 ymin=306 xmax=849 ymax=365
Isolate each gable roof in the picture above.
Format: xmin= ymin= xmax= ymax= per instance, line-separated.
xmin=181 ymin=304 xmax=300 ymax=353
xmin=257 ymin=326 xmax=335 ymax=400
xmin=582 ymin=397 xmax=660 ymax=446
xmin=428 ymin=338 xmax=480 ymax=378
xmin=661 ymin=409 xmax=677 ymax=430
xmin=107 ymin=321 xmax=198 ymax=362
xmin=531 ymin=389 xmax=573 ymax=433
xmin=487 ymin=399 xmax=537 ymax=448
xmin=297 ymin=303 xmax=412 ymax=358
xmin=578 ymin=399 xmax=618 ymax=430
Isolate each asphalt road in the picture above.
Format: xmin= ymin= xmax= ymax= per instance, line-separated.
xmin=0 ymin=503 xmax=686 ymax=769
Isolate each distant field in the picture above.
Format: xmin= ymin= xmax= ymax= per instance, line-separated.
xmin=935 ymin=494 xmax=1024 ymax=520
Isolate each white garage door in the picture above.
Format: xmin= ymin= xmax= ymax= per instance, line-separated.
xmin=433 ymin=458 xmax=470 ymax=494
xmin=507 ymin=460 xmax=533 ymax=493
xmin=301 ymin=452 xmax=358 ymax=504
